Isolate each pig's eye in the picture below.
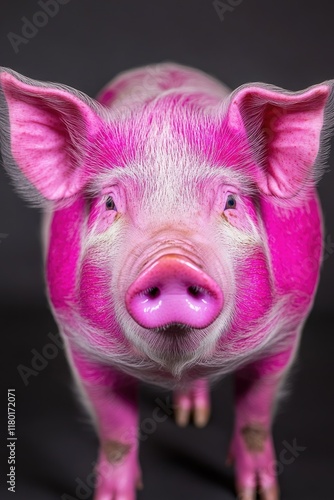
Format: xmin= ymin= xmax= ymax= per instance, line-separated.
xmin=225 ymin=194 xmax=237 ymax=210
xmin=106 ymin=196 xmax=117 ymax=211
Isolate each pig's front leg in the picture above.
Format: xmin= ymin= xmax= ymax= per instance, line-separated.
xmin=228 ymin=348 xmax=297 ymax=500
xmin=173 ymin=378 xmax=211 ymax=428
xmin=69 ymin=350 xmax=141 ymax=500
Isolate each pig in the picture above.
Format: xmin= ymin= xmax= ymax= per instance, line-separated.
xmin=0 ymin=62 xmax=332 ymax=500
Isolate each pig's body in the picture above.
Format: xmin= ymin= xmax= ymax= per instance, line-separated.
xmin=1 ymin=63 xmax=331 ymax=499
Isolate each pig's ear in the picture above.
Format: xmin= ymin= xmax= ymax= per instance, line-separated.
xmin=0 ymin=68 xmax=102 ymax=205
xmin=225 ymin=82 xmax=334 ymax=199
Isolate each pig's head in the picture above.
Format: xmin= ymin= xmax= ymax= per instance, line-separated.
xmin=0 ymin=68 xmax=332 ymax=382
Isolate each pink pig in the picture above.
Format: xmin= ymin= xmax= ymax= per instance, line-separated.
xmin=0 ymin=63 xmax=333 ymax=499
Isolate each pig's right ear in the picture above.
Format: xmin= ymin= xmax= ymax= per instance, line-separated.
xmin=0 ymin=68 xmax=103 ymax=205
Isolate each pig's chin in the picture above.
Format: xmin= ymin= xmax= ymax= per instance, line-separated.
xmin=125 ymin=321 xmax=215 ymax=377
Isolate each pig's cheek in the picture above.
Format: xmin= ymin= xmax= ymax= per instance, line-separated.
xmin=78 ymin=258 xmax=114 ymax=332
xmin=88 ymin=209 xmax=118 ymax=234
xmin=98 ymin=211 xmax=119 ymax=233
xmin=223 ymin=210 xmax=248 ymax=231
xmin=230 ymin=253 xmax=274 ymax=335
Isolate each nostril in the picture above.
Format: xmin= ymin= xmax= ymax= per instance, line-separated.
xmin=144 ymin=287 xmax=161 ymax=299
xmin=187 ymin=285 xmax=206 ymax=299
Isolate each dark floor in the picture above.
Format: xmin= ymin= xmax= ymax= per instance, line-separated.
xmin=1 ymin=307 xmax=333 ymax=500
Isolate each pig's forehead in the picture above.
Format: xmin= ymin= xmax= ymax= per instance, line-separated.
xmin=90 ymin=92 xmax=255 ymax=179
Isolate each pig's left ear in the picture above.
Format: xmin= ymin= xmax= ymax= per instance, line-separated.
xmin=0 ymin=68 xmax=103 ymax=205
xmin=225 ymin=82 xmax=334 ymax=199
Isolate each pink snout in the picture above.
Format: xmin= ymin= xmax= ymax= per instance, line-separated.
xmin=125 ymin=254 xmax=223 ymax=329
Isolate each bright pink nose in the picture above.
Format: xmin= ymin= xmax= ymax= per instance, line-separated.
xmin=125 ymin=254 xmax=223 ymax=329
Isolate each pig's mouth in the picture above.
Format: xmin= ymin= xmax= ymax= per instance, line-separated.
xmin=128 ymin=319 xmax=216 ymax=378
xmin=153 ymin=322 xmax=192 ymax=335
xmin=139 ymin=321 xmax=200 ymax=353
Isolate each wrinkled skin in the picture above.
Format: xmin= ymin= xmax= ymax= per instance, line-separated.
xmin=0 ymin=63 xmax=332 ymax=499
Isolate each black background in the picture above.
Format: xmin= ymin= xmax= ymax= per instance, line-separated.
xmin=0 ymin=1 xmax=334 ymax=499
